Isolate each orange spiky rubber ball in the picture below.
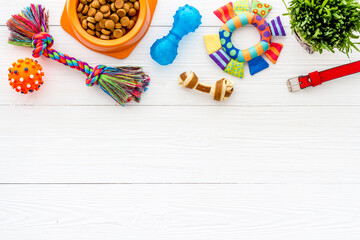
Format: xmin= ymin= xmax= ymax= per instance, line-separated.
xmin=8 ymin=58 xmax=44 ymax=94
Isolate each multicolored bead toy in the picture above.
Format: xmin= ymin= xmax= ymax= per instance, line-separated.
xmin=8 ymin=58 xmax=44 ymax=94
xmin=204 ymin=0 xmax=286 ymax=78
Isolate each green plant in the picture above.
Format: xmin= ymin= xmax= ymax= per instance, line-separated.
xmin=282 ymin=0 xmax=360 ymax=56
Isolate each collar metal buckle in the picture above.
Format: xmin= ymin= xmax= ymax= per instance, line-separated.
xmin=286 ymin=77 xmax=301 ymax=92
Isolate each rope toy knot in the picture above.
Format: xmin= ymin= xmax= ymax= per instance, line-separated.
xmin=86 ymin=65 xmax=107 ymax=87
xmin=32 ymin=32 xmax=54 ymax=58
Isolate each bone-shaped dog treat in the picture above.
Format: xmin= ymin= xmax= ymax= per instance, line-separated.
xmin=178 ymin=71 xmax=234 ymax=101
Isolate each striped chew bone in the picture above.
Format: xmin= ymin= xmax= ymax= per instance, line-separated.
xmin=178 ymin=71 xmax=234 ymax=102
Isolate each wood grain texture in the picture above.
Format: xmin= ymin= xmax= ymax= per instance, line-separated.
xmin=0 ymin=184 xmax=360 ymax=240
xmin=1 ymin=106 xmax=360 ymax=183
xmin=1 ymin=0 xmax=360 ymax=238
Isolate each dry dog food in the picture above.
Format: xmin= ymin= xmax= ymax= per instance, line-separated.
xmin=77 ymin=0 xmax=140 ymax=40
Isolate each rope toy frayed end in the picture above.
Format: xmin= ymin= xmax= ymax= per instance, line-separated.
xmin=7 ymin=4 xmax=150 ymax=106
xmin=87 ymin=65 xmax=150 ymax=105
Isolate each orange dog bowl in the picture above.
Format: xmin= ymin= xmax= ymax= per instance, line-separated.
xmin=61 ymin=0 xmax=157 ymax=59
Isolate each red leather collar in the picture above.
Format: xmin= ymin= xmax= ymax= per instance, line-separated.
xmin=287 ymin=60 xmax=360 ymax=92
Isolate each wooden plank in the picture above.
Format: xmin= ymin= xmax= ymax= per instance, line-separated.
xmin=0 ymin=106 xmax=360 ymax=183
xmin=0 ymin=0 xmax=290 ymax=27
xmin=0 ymin=184 xmax=360 ymax=239
xmin=1 ymin=26 xmax=360 ymax=106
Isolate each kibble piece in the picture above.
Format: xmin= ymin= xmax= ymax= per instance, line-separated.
xmin=116 ymin=9 xmax=126 ymax=18
xmin=131 ymin=16 xmax=138 ymax=22
xmin=80 ymin=0 xmax=87 ymax=4
xmin=110 ymin=3 xmax=116 ymax=12
xmin=87 ymin=17 xmax=96 ymax=24
xmin=123 ymin=3 xmax=130 ymax=12
xmin=99 ymin=0 xmax=106 ymax=4
xmin=128 ymin=8 xmax=137 ymax=17
xmin=86 ymin=29 xmax=95 ymax=35
xmin=82 ymin=5 xmax=89 ymax=14
xmin=100 ymin=34 xmax=110 ymax=40
xmin=120 ymin=16 xmax=130 ymax=27
xmin=99 ymin=19 xmax=107 ymax=28
xmin=103 ymin=11 xmax=111 ymax=18
xmin=115 ymin=0 xmax=124 ymax=9
xmin=96 ymin=31 xmax=101 ymax=38
xmin=82 ymin=19 xmax=88 ymax=29
xmin=113 ymin=29 xmax=123 ymax=38
xmin=129 ymin=0 xmax=136 ymax=2
xmin=101 ymin=29 xmax=111 ymax=35
xmin=96 ymin=23 xmax=101 ymax=31
xmin=94 ymin=12 xmax=103 ymax=22
xmin=115 ymin=23 xmax=122 ymax=29
xmin=88 ymin=22 xmax=95 ymax=30
xmin=121 ymin=28 xmax=127 ymax=35
xmin=88 ymin=8 xmax=97 ymax=17
xmin=77 ymin=3 xmax=84 ymax=12
xmin=105 ymin=19 xmax=115 ymax=30
xmin=127 ymin=20 xmax=135 ymax=29
xmin=110 ymin=13 xmax=119 ymax=23
xmin=134 ymin=1 xmax=140 ymax=10
xmin=100 ymin=5 xmax=110 ymax=13
xmin=92 ymin=0 xmax=100 ymax=9
xmin=86 ymin=0 xmax=92 ymax=3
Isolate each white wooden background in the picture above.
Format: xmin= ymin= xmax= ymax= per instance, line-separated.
xmin=1 ymin=0 xmax=360 ymax=239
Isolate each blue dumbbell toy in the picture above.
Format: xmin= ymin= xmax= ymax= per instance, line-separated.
xmin=150 ymin=5 xmax=202 ymax=65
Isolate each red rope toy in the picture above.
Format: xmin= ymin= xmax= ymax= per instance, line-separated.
xmin=7 ymin=4 xmax=150 ymax=106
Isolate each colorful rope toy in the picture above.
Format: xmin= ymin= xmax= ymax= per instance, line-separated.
xmin=6 ymin=4 xmax=150 ymax=106
xmin=204 ymin=0 xmax=286 ymax=78
xmin=8 ymin=58 xmax=44 ymax=94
